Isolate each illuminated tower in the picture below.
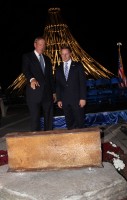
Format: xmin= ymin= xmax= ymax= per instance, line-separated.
xmin=8 ymin=7 xmax=114 ymax=94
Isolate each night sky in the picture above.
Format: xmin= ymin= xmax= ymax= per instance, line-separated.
xmin=1 ymin=0 xmax=127 ymax=90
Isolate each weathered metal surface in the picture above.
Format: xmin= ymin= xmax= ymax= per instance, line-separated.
xmin=6 ymin=127 xmax=102 ymax=171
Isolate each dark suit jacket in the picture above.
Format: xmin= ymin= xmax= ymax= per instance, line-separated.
xmin=55 ymin=61 xmax=87 ymax=106
xmin=22 ymin=51 xmax=55 ymax=103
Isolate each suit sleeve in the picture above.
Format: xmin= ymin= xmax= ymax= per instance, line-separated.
xmin=78 ymin=62 xmax=87 ymax=99
xmin=22 ymin=54 xmax=34 ymax=82
xmin=55 ymin=68 xmax=62 ymax=101
xmin=48 ymin=57 xmax=56 ymax=94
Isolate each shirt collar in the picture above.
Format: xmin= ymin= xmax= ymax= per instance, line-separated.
xmin=34 ymin=50 xmax=40 ymax=59
xmin=64 ymin=59 xmax=71 ymax=66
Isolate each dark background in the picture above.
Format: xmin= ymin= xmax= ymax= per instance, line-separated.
xmin=1 ymin=0 xmax=127 ymax=91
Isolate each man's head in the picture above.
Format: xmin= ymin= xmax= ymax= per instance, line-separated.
xmin=60 ymin=45 xmax=72 ymax=62
xmin=34 ymin=36 xmax=46 ymax=54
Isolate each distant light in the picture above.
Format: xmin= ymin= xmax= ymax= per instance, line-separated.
xmin=117 ymin=42 xmax=122 ymax=46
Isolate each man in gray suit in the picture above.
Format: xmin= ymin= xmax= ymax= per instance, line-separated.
xmin=55 ymin=45 xmax=87 ymax=130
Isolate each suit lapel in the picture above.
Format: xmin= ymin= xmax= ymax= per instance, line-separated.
xmin=31 ymin=51 xmax=40 ymax=64
xmin=31 ymin=52 xmax=45 ymax=76
xmin=66 ymin=61 xmax=75 ymax=81
xmin=59 ymin=61 xmax=76 ymax=82
xmin=59 ymin=63 xmax=66 ymax=81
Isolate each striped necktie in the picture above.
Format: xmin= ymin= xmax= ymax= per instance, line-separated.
xmin=39 ymin=54 xmax=45 ymax=73
xmin=64 ymin=62 xmax=69 ymax=80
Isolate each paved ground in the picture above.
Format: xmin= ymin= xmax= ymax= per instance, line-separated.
xmin=0 ymin=104 xmax=30 ymax=137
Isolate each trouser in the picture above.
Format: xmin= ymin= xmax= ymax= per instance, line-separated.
xmin=63 ymin=104 xmax=85 ymax=130
xmin=27 ymin=99 xmax=53 ymax=131
xmin=0 ymin=98 xmax=6 ymax=117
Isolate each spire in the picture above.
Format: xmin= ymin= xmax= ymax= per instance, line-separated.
xmin=43 ymin=7 xmax=114 ymax=79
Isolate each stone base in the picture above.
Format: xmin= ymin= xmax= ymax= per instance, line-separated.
xmin=0 ymin=162 xmax=127 ymax=200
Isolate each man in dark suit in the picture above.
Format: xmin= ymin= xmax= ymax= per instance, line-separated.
xmin=22 ymin=36 xmax=56 ymax=131
xmin=55 ymin=45 xmax=87 ymax=130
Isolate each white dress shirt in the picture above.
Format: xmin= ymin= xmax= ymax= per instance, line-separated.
xmin=63 ymin=59 xmax=71 ymax=74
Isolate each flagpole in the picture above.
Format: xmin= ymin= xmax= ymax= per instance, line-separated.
xmin=117 ymin=42 xmax=127 ymax=87
xmin=117 ymin=42 xmax=122 ymax=53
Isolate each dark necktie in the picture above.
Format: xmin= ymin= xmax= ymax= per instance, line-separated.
xmin=39 ymin=54 xmax=45 ymax=73
xmin=64 ymin=62 xmax=69 ymax=80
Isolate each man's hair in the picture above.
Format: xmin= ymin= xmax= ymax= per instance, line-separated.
xmin=61 ymin=45 xmax=72 ymax=53
xmin=34 ymin=36 xmax=45 ymax=43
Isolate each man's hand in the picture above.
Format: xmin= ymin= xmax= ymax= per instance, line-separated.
xmin=57 ymin=101 xmax=62 ymax=109
xmin=79 ymin=99 xmax=86 ymax=108
xmin=53 ymin=93 xmax=57 ymax=103
xmin=30 ymin=79 xmax=40 ymax=89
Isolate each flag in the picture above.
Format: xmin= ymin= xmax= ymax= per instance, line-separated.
xmin=118 ymin=45 xmax=127 ymax=87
